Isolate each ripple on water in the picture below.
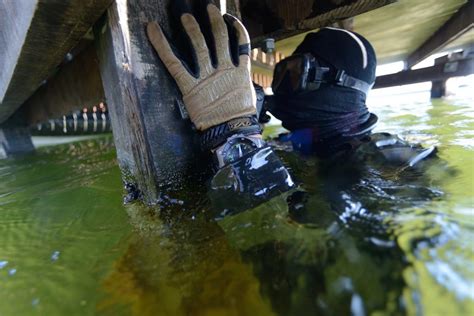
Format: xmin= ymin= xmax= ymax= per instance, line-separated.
xmin=0 ymin=96 xmax=473 ymax=315
xmin=0 ymin=137 xmax=132 ymax=315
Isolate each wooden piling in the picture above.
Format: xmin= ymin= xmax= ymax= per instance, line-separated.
xmin=0 ymin=115 xmax=34 ymax=159
xmin=431 ymin=80 xmax=447 ymax=99
xmin=94 ymin=0 xmax=207 ymax=204
xmin=431 ymin=55 xmax=449 ymax=98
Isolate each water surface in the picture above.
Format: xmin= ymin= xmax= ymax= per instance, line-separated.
xmin=0 ymin=94 xmax=472 ymax=315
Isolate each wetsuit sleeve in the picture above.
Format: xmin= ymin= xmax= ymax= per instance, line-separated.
xmin=209 ymin=146 xmax=295 ymax=215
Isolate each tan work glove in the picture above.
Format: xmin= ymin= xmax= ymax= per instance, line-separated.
xmin=147 ymin=4 xmax=256 ymax=131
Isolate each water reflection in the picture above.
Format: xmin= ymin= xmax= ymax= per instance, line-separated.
xmin=0 ymin=137 xmax=131 ymax=315
xmin=371 ymin=98 xmax=474 ymax=314
xmin=99 ymin=201 xmax=275 ymax=315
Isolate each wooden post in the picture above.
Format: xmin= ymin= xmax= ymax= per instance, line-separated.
xmin=0 ymin=114 xmax=34 ymax=159
xmin=431 ymin=55 xmax=450 ymax=99
xmin=94 ymin=0 xmax=208 ymax=204
xmin=431 ymin=80 xmax=446 ymax=99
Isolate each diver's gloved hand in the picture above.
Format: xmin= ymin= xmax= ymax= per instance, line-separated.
xmin=146 ymin=2 xmax=257 ymax=131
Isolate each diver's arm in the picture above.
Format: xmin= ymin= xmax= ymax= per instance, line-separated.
xmin=209 ymin=133 xmax=294 ymax=214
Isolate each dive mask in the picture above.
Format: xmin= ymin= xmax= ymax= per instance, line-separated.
xmin=272 ymin=53 xmax=373 ymax=96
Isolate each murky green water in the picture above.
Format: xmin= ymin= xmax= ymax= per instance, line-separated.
xmin=0 ymin=94 xmax=473 ymax=315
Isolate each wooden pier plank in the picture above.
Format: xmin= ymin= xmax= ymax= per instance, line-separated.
xmin=0 ymin=0 xmax=113 ymax=124
xmin=406 ymin=0 xmax=474 ymax=69
xmin=21 ymin=44 xmax=104 ymax=126
xmin=243 ymin=0 xmax=396 ymax=48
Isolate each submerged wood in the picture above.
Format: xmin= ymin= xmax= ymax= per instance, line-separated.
xmin=0 ymin=127 xmax=34 ymax=159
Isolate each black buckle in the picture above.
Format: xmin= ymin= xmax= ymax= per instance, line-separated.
xmin=307 ymin=61 xmax=330 ymax=91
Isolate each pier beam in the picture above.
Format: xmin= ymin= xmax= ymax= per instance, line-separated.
xmin=242 ymin=0 xmax=396 ymax=46
xmin=21 ymin=44 xmax=105 ymax=126
xmin=374 ymin=55 xmax=474 ymax=90
xmin=405 ymin=0 xmax=474 ymax=69
xmin=0 ymin=0 xmax=113 ymax=124
xmin=94 ymin=0 xmax=207 ymax=204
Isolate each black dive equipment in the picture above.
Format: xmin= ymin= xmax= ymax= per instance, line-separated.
xmin=210 ymin=146 xmax=295 ymax=216
xmin=272 ymin=53 xmax=373 ymax=96
xmin=265 ymin=52 xmax=378 ymax=157
xmin=214 ymin=134 xmax=265 ymax=168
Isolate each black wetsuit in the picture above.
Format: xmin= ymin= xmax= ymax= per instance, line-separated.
xmin=210 ymin=130 xmax=441 ymax=315
xmin=209 ymin=130 xmax=437 ymax=216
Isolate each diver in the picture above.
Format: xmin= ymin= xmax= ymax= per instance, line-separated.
xmin=146 ymin=1 xmax=436 ymax=214
xmin=264 ymin=27 xmax=436 ymax=165
xmin=257 ymin=26 xmax=442 ymax=229
xmin=144 ymin=3 xmax=444 ymax=314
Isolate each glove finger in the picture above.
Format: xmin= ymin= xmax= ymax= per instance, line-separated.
xmin=206 ymin=4 xmax=233 ymax=68
xmin=223 ymin=14 xmax=251 ymax=69
xmin=147 ymin=22 xmax=195 ymax=92
xmin=223 ymin=14 xmax=239 ymax=66
xmin=181 ymin=13 xmax=214 ymax=78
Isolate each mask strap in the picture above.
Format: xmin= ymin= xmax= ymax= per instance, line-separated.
xmin=334 ymin=70 xmax=373 ymax=96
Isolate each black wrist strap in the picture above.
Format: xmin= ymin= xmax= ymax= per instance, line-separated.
xmin=201 ymin=116 xmax=262 ymax=150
